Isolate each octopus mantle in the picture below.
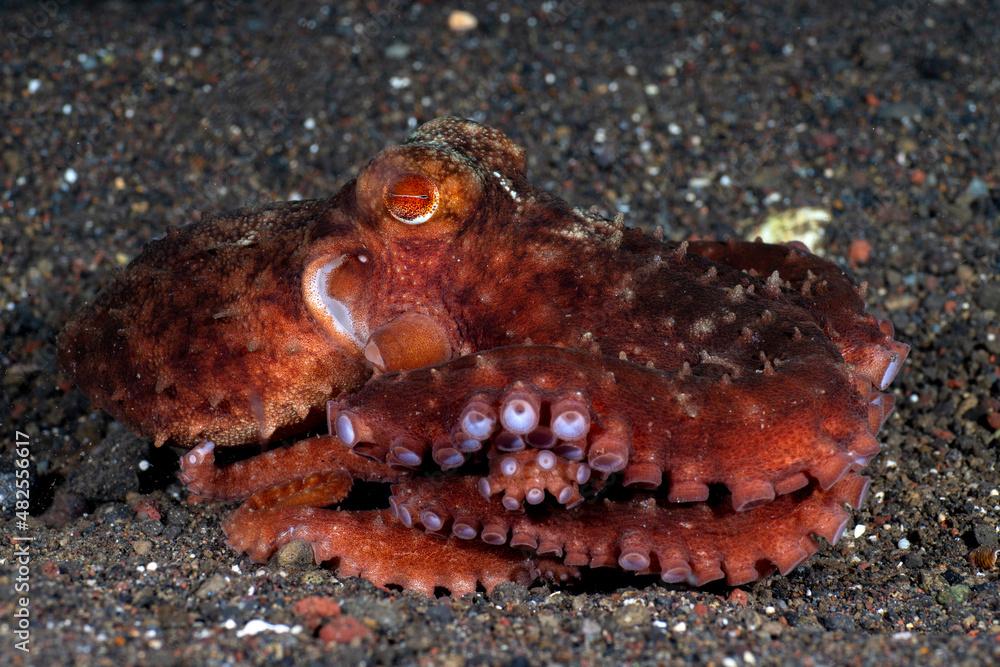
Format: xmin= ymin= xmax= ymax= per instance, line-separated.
xmin=59 ymin=117 xmax=908 ymax=595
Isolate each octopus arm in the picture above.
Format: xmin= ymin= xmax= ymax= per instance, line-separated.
xmin=331 ymin=345 xmax=877 ymax=511
xmin=223 ymin=507 xmax=576 ymax=595
xmin=179 ymin=435 xmax=401 ymax=502
xmin=687 ymin=240 xmax=909 ymax=392
xmin=391 ymin=474 xmax=870 ymax=586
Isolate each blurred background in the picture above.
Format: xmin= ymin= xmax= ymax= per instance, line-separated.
xmin=1 ymin=2 xmax=997 ymax=665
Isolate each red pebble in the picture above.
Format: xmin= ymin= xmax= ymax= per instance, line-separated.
xmin=294 ymin=596 xmax=342 ymax=631
xmin=931 ymin=428 xmax=956 ymax=443
xmin=728 ymin=589 xmax=750 ymax=606
xmin=318 ymin=616 xmax=372 ymax=644
xmin=814 ymin=132 xmax=838 ymax=150
xmin=848 ymin=239 xmax=872 ymax=267
xmin=910 ymin=169 xmax=926 ymax=185
xmin=131 ymin=498 xmax=161 ymax=522
xmin=987 ymin=412 xmax=1000 ymax=431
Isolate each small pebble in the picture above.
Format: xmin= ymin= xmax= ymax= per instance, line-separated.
xmin=319 ymin=616 xmax=372 ymax=644
xmin=961 ymin=177 xmax=989 ymax=202
xmin=936 ymin=584 xmax=971 ymax=607
xmin=973 ymin=523 xmax=998 ymax=547
xmin=236 ymin=620 xmax=295 ymax=638
xmin=275 ymin=540 xmax=314 ymax=570
xmin=849 ymin=238 xmax=873 ymax=265
xmin=447 ymin=10 xmax=478 ymax=32
xmin=385 ymin=43 xmax=410 ymax=59
xmin=196 ymin=574 xmax=228 ymax=598
xmin=581 ymin=618 xmax=602 ymax=643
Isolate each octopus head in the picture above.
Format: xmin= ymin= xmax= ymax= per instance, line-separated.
xmin=58 ymin=117 xmax=527 ymax=449
xmin=302 ymin=117 xmax=528 ymax=374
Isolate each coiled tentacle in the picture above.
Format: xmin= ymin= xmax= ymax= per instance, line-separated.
xmin=390 ymin=474 xmax=870 ymax=586
xmin=330 ymin=345 xmax=875 ymax=512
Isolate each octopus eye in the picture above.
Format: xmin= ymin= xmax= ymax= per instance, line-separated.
xmin=383 ymin=173 xmax=440 ymax=225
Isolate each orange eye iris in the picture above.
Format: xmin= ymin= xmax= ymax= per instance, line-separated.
xmin=383 ymin=173 xmax=440 ymax=224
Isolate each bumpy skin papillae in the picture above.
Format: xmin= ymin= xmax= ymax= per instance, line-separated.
xmin=58 ymin=117 xmax=908 ymax=595
xmin=686 ymin=240 xmax=908 ymax=437
xmin=332 ymin=344 xmax=875 ymax=510
xmin=687 ymin=240 xmax=909 ymax=392
xmin=389 ymin=474 xmax=870 ymax=586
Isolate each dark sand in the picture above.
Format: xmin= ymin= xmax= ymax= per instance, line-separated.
xmin=1 ymin=1 xmax=998 ymax=665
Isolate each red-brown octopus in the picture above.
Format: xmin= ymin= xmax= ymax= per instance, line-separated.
xmin=59 ymin=117 xmax=908 ymax=596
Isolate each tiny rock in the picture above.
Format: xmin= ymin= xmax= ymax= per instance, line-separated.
xmin=294 ymin=595 xmax=343 ymax=631
xmin=275 ymin=540 xmax=314 ymax=570
xmin=849 ymin=239 xmax=872 ymax=266
xmin=319 ymin=616 xmax=372 ymax=644
xmin=448 ymin=10 xmax=478 ymax=32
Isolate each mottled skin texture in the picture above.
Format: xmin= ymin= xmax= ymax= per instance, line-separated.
xmin=59 ymin=117 xmax=908 ymax=595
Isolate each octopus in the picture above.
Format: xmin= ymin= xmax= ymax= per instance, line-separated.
xmin=59 ymin=117 xmax=908 ymax=596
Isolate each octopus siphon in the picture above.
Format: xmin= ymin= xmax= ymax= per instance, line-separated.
xmin=59 ymin=117 xmax=908 ymax=595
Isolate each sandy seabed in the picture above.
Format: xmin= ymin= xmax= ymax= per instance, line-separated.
xmin=1 ymin=1 xmax=997 ymax=665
